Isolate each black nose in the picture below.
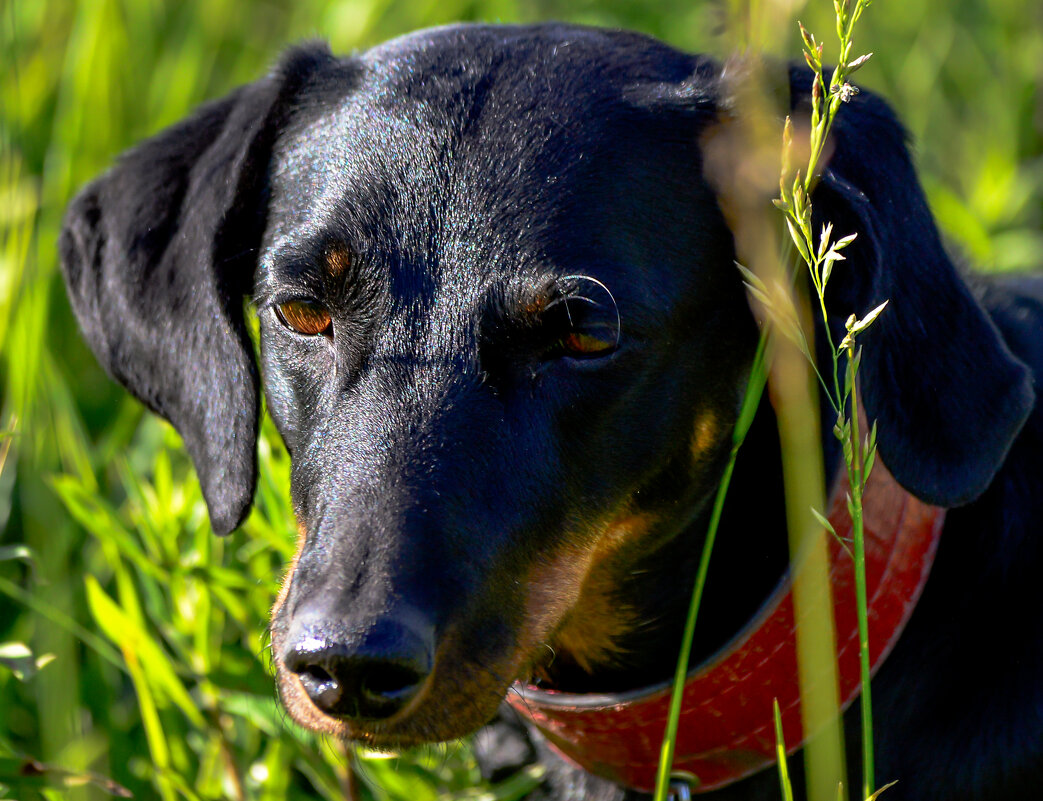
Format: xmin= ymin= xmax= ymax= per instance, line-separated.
xmin=283 ymin=614 xmax=433 ymax=721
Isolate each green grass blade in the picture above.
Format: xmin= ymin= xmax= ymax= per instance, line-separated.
xmin=84 ymin=575 xmax=207 ymax=730
xmin=652 ymin=335 xmax=769 ymax=801
xmin=773 ymin=698 xmax=795 ymax=801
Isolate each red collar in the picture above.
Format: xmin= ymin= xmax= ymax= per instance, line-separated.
xmin=508 ymin=461 xmax=945 ymax=794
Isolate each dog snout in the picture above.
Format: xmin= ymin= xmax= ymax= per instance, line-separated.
xmin=282 ymin=608 xmax=435 ymax=721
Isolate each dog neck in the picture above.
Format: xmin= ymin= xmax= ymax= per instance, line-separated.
xmin=510 ymin=416 xmax=945 ymax=793
xmin=537 ymin=394 xmax=797 ymax=693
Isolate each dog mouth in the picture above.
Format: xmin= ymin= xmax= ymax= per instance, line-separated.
xmin=272 ymin=638 xmax=534 ymax=747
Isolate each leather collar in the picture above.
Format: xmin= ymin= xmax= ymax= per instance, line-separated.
xmin=508 ymin=460 xmax=945 ymax=793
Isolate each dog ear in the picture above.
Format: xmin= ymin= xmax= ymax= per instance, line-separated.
xmin=59 ymin=44 xmax=333 ymax=534
xmin=794 ymin=67 xmax=1035 ymax=507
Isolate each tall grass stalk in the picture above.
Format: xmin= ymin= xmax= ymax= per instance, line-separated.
xmin=717 ymin=11 xmax=852 ymax=801
xmin=772 ymin=1 xmax=884 ymax=798
xmin=656 ymin=2 xmax=888 ymax=800
xmin=651 ymin=334 xmax=770 ymax=801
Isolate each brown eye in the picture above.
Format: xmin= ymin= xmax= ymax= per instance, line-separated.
xmin=276 ymin=300 xmax=332 ymax=337
xmin=560 ymin=330 xmax=616 ymax=358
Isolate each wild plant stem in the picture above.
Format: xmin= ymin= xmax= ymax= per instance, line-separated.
xmin=651 ymin=332 xmax=769 ymax=801
xmin=846 ymin=352 xmax=874 ymax=798
xmin=817 ymin=285 xmax=843 ymax=405
xmin=782 ymin=2 xmax=879 ymax=796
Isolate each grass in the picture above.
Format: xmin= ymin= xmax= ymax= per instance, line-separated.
xmin=1 ymin=0 xmax=1041 ymax=799
xmin=771 ymin=5 xmax=882 ymax=796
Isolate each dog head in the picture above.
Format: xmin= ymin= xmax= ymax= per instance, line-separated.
xmin=60 ymin=23 xmax=1032 ymax=747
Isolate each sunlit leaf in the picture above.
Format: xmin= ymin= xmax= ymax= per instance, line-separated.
xmin=84 ymin=576 xmax=206 ymax=729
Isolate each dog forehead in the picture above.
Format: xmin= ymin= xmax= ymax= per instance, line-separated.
xmin=267 ymin=24 xmax=712 ymax=235
xmin=261 ymin=24 xmax=729 ymax=323
xmin=357 ymin=22 xmax=701 ymax=97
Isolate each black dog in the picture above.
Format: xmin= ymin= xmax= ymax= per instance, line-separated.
xmin=60 ymin=23 xmax=1043 ymax=801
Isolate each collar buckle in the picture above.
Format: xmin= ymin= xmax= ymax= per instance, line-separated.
xmin=668 ymin=774 xmax=697 ymax=800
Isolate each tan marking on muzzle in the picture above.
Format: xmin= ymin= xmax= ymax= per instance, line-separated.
xmin=525 ymin=512 xmax=656 ymax=676
xmin=271 ymin=521 xmax=307 ymax=620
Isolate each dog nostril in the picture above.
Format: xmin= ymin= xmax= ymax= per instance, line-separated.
xmin=301 ymin=663 xmax=334 ymax=685
xmin=336 ymin=657 xmax=424 ymax=719
xmin=294 ymin=662 xmax=346 ymax=713
xmin=359 ymin=662 xmax=424 ymax=705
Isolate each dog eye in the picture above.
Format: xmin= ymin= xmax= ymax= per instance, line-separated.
xmin=276 ymin=300 xmax=332 ymax=337
xmin=558 ymin=329 xmax=617 ymax=358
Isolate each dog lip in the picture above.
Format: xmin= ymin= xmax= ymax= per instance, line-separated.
xmin=279 ymin=668 xmax=488 ymax=744
xmin=273 ymin=619 xmax=528 ymax=745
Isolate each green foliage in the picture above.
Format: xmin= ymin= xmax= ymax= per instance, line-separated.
xmin=1 ymin=0 xmax=1040 ymax=799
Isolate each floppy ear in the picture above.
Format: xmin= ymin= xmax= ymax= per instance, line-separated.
xmin=60 ymin=44 xmax=333 ymax=534
xmin=792 ymin=66 xmax=1035 ymax=507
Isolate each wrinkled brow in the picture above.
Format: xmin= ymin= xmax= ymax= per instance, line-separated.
xmin=483 ymin=272 xmax=625 ymax=334
xmin=254 ymin=239 xmax=371 ymax=309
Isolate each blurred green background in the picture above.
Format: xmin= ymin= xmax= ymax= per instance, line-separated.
xmin=1 ymin=0 xmax=1041 ymax=799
